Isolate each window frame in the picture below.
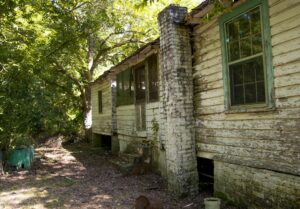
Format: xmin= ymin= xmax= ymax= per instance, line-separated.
xmin=219 ymin=0 xmax=274 ymax=111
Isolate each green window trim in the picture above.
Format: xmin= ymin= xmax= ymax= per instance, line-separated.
xmin=219 ymin=0 xmax=274 ymax=111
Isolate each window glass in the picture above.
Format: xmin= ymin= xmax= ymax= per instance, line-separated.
xmin=98 ymin=91 xmax=102 ymax=113
xmin=135 ymin=65 xmax=146 ymax=103
xmin=116 ymin=69 xmax=134 ymax=106
xmin=225 ymin=6 xmax=266 ymax=106
xmin=229 ymin=57 xmax=265 ymax=105
xmin=226 ymin=7 xmax=263 ymax=62
xmin=148 ymin=54 xmax=159 ymax=102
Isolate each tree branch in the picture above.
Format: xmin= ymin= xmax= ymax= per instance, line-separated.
xmin=91 ymin=38 xmax=144 ymax=72
xmin=54 ymin=61 xmax=84 ymax=91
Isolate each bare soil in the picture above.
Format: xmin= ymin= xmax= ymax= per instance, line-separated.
xmin=0 ymin=143 xmax=237 ymax=209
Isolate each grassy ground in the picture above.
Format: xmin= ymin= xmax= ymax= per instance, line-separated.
xmin=0 ymin=143 xmax=236 ymax=209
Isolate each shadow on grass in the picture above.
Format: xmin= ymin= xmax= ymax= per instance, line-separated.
xmin=0 ymin=143 xmax=117 ymax=209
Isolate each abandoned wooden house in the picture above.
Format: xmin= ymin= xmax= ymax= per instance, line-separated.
xmin=91 ymin=0 xmax=300 ymax=208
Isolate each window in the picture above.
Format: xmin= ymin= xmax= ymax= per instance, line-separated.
xmin=116 ymin=68 xmax=134 ymax=106
xmin=135 ymin=65 xmax=146 ymax=103
xmin=98 ymin=91 xmax=102 ymax=113
xmin=148 ymin=54 xmax=159 ymax=102
xmin=219 ymin=0 xmax=273 ymax=110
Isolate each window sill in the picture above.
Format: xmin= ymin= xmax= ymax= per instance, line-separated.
xmin=225 ymin=104 xmax=276 ymax=114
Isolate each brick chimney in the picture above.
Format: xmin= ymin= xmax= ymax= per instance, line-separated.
xmin=158 ymin=4 xmax=199 ymax=196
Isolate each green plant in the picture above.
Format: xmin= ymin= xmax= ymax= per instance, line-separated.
xmin=151 ymin=118 xmax=159 ymax=140
xmin=202 ymin=0 xmax=232 ymax=23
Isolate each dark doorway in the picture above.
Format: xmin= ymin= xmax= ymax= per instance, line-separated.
xmin=92 ymin=134 xmax=112 ymax=151
xmin=100 ymin=135 xmax=112 ymax=151
xmin=197 ymin=157 xmax=214 ymax=192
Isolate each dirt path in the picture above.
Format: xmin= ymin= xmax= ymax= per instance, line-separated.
xmin=0 ymin=143 xmax=236 ymax=209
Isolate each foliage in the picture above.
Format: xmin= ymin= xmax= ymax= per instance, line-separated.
xmin=0 ymin=0 xmax=200 ymax=148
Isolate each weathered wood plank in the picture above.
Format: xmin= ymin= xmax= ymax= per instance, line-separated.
xmin=193 ymin=65 xmax=221 ymax=79
xmin=196 ymin=118 xmax=300 ymax=131
xmin=275 ymin=84 xmax=300 ymax=98
xmin=194 ymin=95 xmax=224 ymax=107
xmin=195 ymin=104 xmax=224 ymax=115
xmin=194 ymin=55 xmax=222 ymax=70
xmin=197 ymin=128 xmax=300 ymax=143
xmin=271 ymin=23 xmax=300 ymax=46
xmin=268 ymin=0 xmax=282 ymax=7
xmin=197 ymin=143 xmax=299 ymax=163
xmin=273 ymin=48 xmax=300 ymax=67
xmin=274 ymin=72 xmax=300 ymax=88
xmin=271 ymin=14 xmax=300 ymax=36
xmin=193 ymin=39 xmax=221 ymax=57
xmin=274 ymin=59 xmax=300 ymax=77
xmin=276 ymin=96 xmax=300 ymax=108
xmin=196 ymin=136 xmax=299 ymax=152
xmin=269 ymin=0 xmax=300 ymax=17
xmin=272 ymin=37 xmax=300 ymax=61
xmin=270 ymin=3 xmax=300 ymax=26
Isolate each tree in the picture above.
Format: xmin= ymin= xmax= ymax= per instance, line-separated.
xmin=0 ymin=0 xmax=201 ymax=146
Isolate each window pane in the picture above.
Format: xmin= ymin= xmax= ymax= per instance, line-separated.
xmin=254 ymin=57 xmax=264 ymax=81
xmin=250 ymin=8 xmax=261 ymax=35
xmin=245 ymin=83 xmax=256 ymax=103
xmin=230 ymin=64 xmax=243 ymax=85
xmin=123 ymin=73 xmax=129 ymax=91
xmin=244 ymin=61 xmax=255 ymax=83
xmin=148 ymin=55 xmax=159 ymax=102
xmin=257 ymin=81 xmax=265 ymax=102
xmin=240 ymin=37 xmax=252 ymax=58
xmin=252 ymin=35 xmax=262 ymax=54
xmin=98 ymin=91 xmax=102 ymax=113
xmin=227 ymin=21 xmax=239 ymax=41
xmin=116 ymin=73 xmax=122 ymax=96
xmin=135 ymin=66 xmax=146 ymax=103
xmin=232 ymin=85 xmax=244 ymax=105
xmin=239 ymin=14 xmax=250 ymax=38
xmin=229 ymin=41 xmax=240 ymax=61
xmin=226 ymin=6 xmax=262 ymax=63
xmin=229 ymin=56 xmax=265 ymax=105
xmin=116 ymin=69 xmax=134 ymax=106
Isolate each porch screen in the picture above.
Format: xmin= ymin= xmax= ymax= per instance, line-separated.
xmin=148 ymin=54 xmax=159 ymax=102
xmin=135 ymin=65 xmax=146 ymax=103
xmin=116 ymin=68 xmax=134 ymax=106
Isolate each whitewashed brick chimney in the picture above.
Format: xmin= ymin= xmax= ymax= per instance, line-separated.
xmin=158 ymin=4 xmax=199 ymax=197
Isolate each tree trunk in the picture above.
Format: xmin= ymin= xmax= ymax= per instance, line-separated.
xmin=0 ymin=151 xmax=3 ymax=175
xmin=83 ymin=34 xmax=95 ymax=143
xmin=83 ymin=84 xmax=92 ymax=142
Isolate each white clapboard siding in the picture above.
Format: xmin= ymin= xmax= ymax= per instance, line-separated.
xmin=192 ymin=0 xmax=300 ymax=175
xmin=91 ymin=79 xmax=112 ymax=135
xmin=116 ymin=102 xmax=160 ymax=139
